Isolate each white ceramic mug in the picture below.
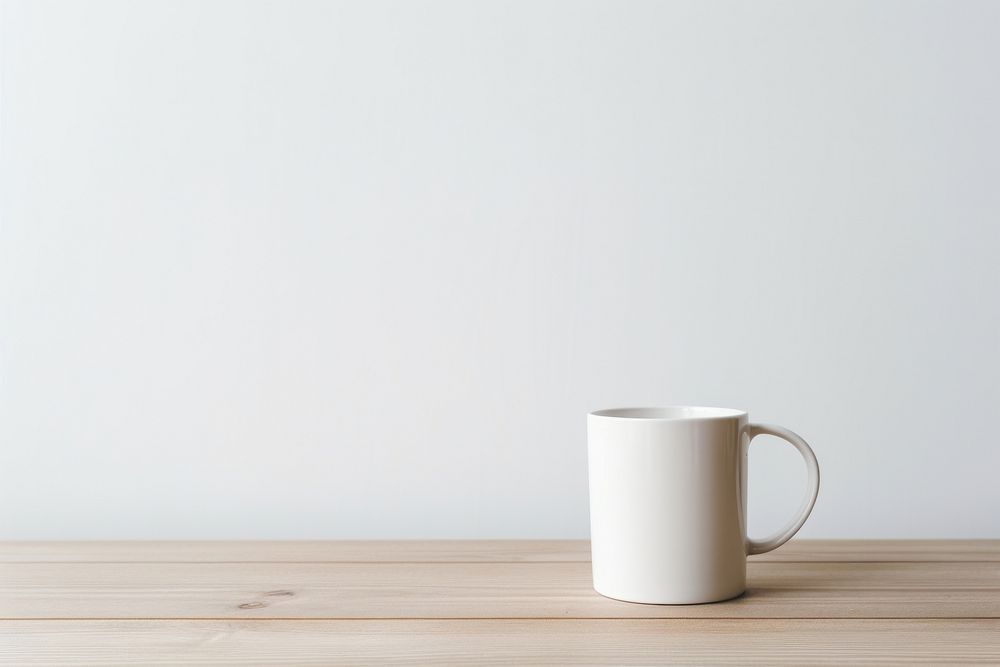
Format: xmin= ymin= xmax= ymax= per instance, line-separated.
xmin=588 ymin=406 xmax=820 ymax=604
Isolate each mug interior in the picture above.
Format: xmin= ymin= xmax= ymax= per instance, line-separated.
xmin=590 ymin=406 xmax=746 ymax=420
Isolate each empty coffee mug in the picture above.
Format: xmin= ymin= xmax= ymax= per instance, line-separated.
xmin=588 ymin=406 xmax=820 ymax=604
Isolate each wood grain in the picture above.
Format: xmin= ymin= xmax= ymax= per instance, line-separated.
xmin=3 ymin=540 xmax=999 ymax=664
xmin=4 ymin=619 xmax=999 ymax=665
xmin=0 ymin=540 xmax=591 ymax=563
xmin=3 ymin=539 xmax=999 ymax=562
xmin=3 ymin=561 xmax=999 ymax=619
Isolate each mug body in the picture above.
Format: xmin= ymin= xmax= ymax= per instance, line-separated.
xmin=588 ymin=407 xmax=749 ymax=604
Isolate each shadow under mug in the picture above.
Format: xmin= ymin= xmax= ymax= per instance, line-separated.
xmin=587 ymin=406 xmax=820 ymax=604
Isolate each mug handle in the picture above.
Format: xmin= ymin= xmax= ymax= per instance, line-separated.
xmin=745 ymin=423 xmax=821 ymax=555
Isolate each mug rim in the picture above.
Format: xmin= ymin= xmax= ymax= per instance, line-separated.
xmin=589 ymin=406 xmax=747 ymax=421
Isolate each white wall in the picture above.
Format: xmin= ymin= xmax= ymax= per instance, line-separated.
xmin=2 ymin=0 xmax=998 ymax=540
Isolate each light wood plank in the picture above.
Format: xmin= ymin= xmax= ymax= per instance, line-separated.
xmin=0 ymin=541 xmax=589 ymax=563
xmin=3 ymin=539 xmax=998 ymax=563
xmin=3 ymin=561 xmax=998 ymax=619
xmin=3 ymin=619 xmax=999 ymax=665
xmin=760 ymin=539 xmax=1000 ymax=562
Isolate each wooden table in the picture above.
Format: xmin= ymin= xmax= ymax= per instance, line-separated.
xmin=2 ymin=540 xmax=998 ymax=664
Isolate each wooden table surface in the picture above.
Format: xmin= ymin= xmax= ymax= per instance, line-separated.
xmin=2 ymin=540 xmax=999 ymax=664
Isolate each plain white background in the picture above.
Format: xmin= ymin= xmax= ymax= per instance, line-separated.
xmin=2 ymin=0 xmax=998 ymax=539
